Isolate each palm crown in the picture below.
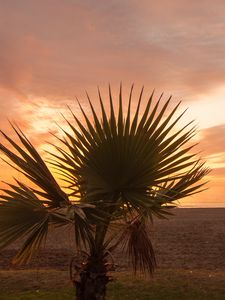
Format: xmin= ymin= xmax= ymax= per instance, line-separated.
xmin=0 ymin=86 xmax=209 ymax=298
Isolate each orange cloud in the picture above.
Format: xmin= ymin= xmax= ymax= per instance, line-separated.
xmin=0 ymin=0 xmax=225 ymax=101
xmin=0 ymin=1 xmax=225 ymax=207
xmin=199 ymin=125 xmax=225 ymax=156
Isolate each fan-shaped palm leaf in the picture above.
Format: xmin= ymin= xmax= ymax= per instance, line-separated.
xmin=0 ymin=85 xmax=209 ymax=276
xmin=46 ymin=86 xmax=209 ymax=273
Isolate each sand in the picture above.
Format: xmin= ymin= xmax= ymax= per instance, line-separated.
xmin=1 ymin=208 xmax=225 ymax=271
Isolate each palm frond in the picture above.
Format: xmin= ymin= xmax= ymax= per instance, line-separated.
xmin=119 ymin=218 xmax=156 ymax=274
xmin=0 ymin=124 xmax=69 ymax=208
xmin=0 ymin=179 xmax=92 ymax=264
xmin=0 ymin=181 xmax=49 ymax=264
xmin=50 ymin=87 xmax=208 ymax=219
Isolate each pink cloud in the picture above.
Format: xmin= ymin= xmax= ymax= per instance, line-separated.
xmin=199 ymin=125 xmax=225 ymax=156
xmin=0 ymin=0 xmax=225 ymax=102
xmin=0 ymin=0 xmax=225 ymax=206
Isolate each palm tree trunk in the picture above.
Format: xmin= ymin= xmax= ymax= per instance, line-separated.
xmin=75 ymin=271 xmax=108 ymax=300
xmin=74 ymin=254 xmax=109 ymax=300
xmin=72 ymin=218 xmax=111 ymax=299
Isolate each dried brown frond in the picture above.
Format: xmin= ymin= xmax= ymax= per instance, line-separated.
xmin=120 ymin=218 xmax=156 ymax=275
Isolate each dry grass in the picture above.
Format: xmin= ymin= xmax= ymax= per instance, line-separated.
xmin=0 ymin=268 xmax=225 ymax=299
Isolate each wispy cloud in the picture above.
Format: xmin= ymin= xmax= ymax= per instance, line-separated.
xmin=1 ymin=0 xmax=225 ymax=100
xmin=0 ymin=0 xmax=225 ymax=206
xmin=199 ymin=124 xmax=225 ymax=156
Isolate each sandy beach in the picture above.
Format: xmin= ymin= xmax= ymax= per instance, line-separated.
xmin=1 ymin=208 xmax=225 ymax=272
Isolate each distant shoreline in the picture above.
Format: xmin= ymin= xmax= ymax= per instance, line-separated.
xmin=177 ymin=206 xmax=225 ymax=209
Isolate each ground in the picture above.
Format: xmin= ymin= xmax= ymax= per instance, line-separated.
xmin=0 ymin=208 xmax=225 ymax=299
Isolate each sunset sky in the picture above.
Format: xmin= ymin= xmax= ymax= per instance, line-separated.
xmin=0 ymin=0 xmax=225 ymax=207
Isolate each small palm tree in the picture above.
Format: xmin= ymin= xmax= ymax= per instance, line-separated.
xmin=0 ymin=86 xmax=209 ymax=300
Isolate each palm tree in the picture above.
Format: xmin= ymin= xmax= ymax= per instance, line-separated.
xmin=0 ymin=86 xmax=209 ymax=300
